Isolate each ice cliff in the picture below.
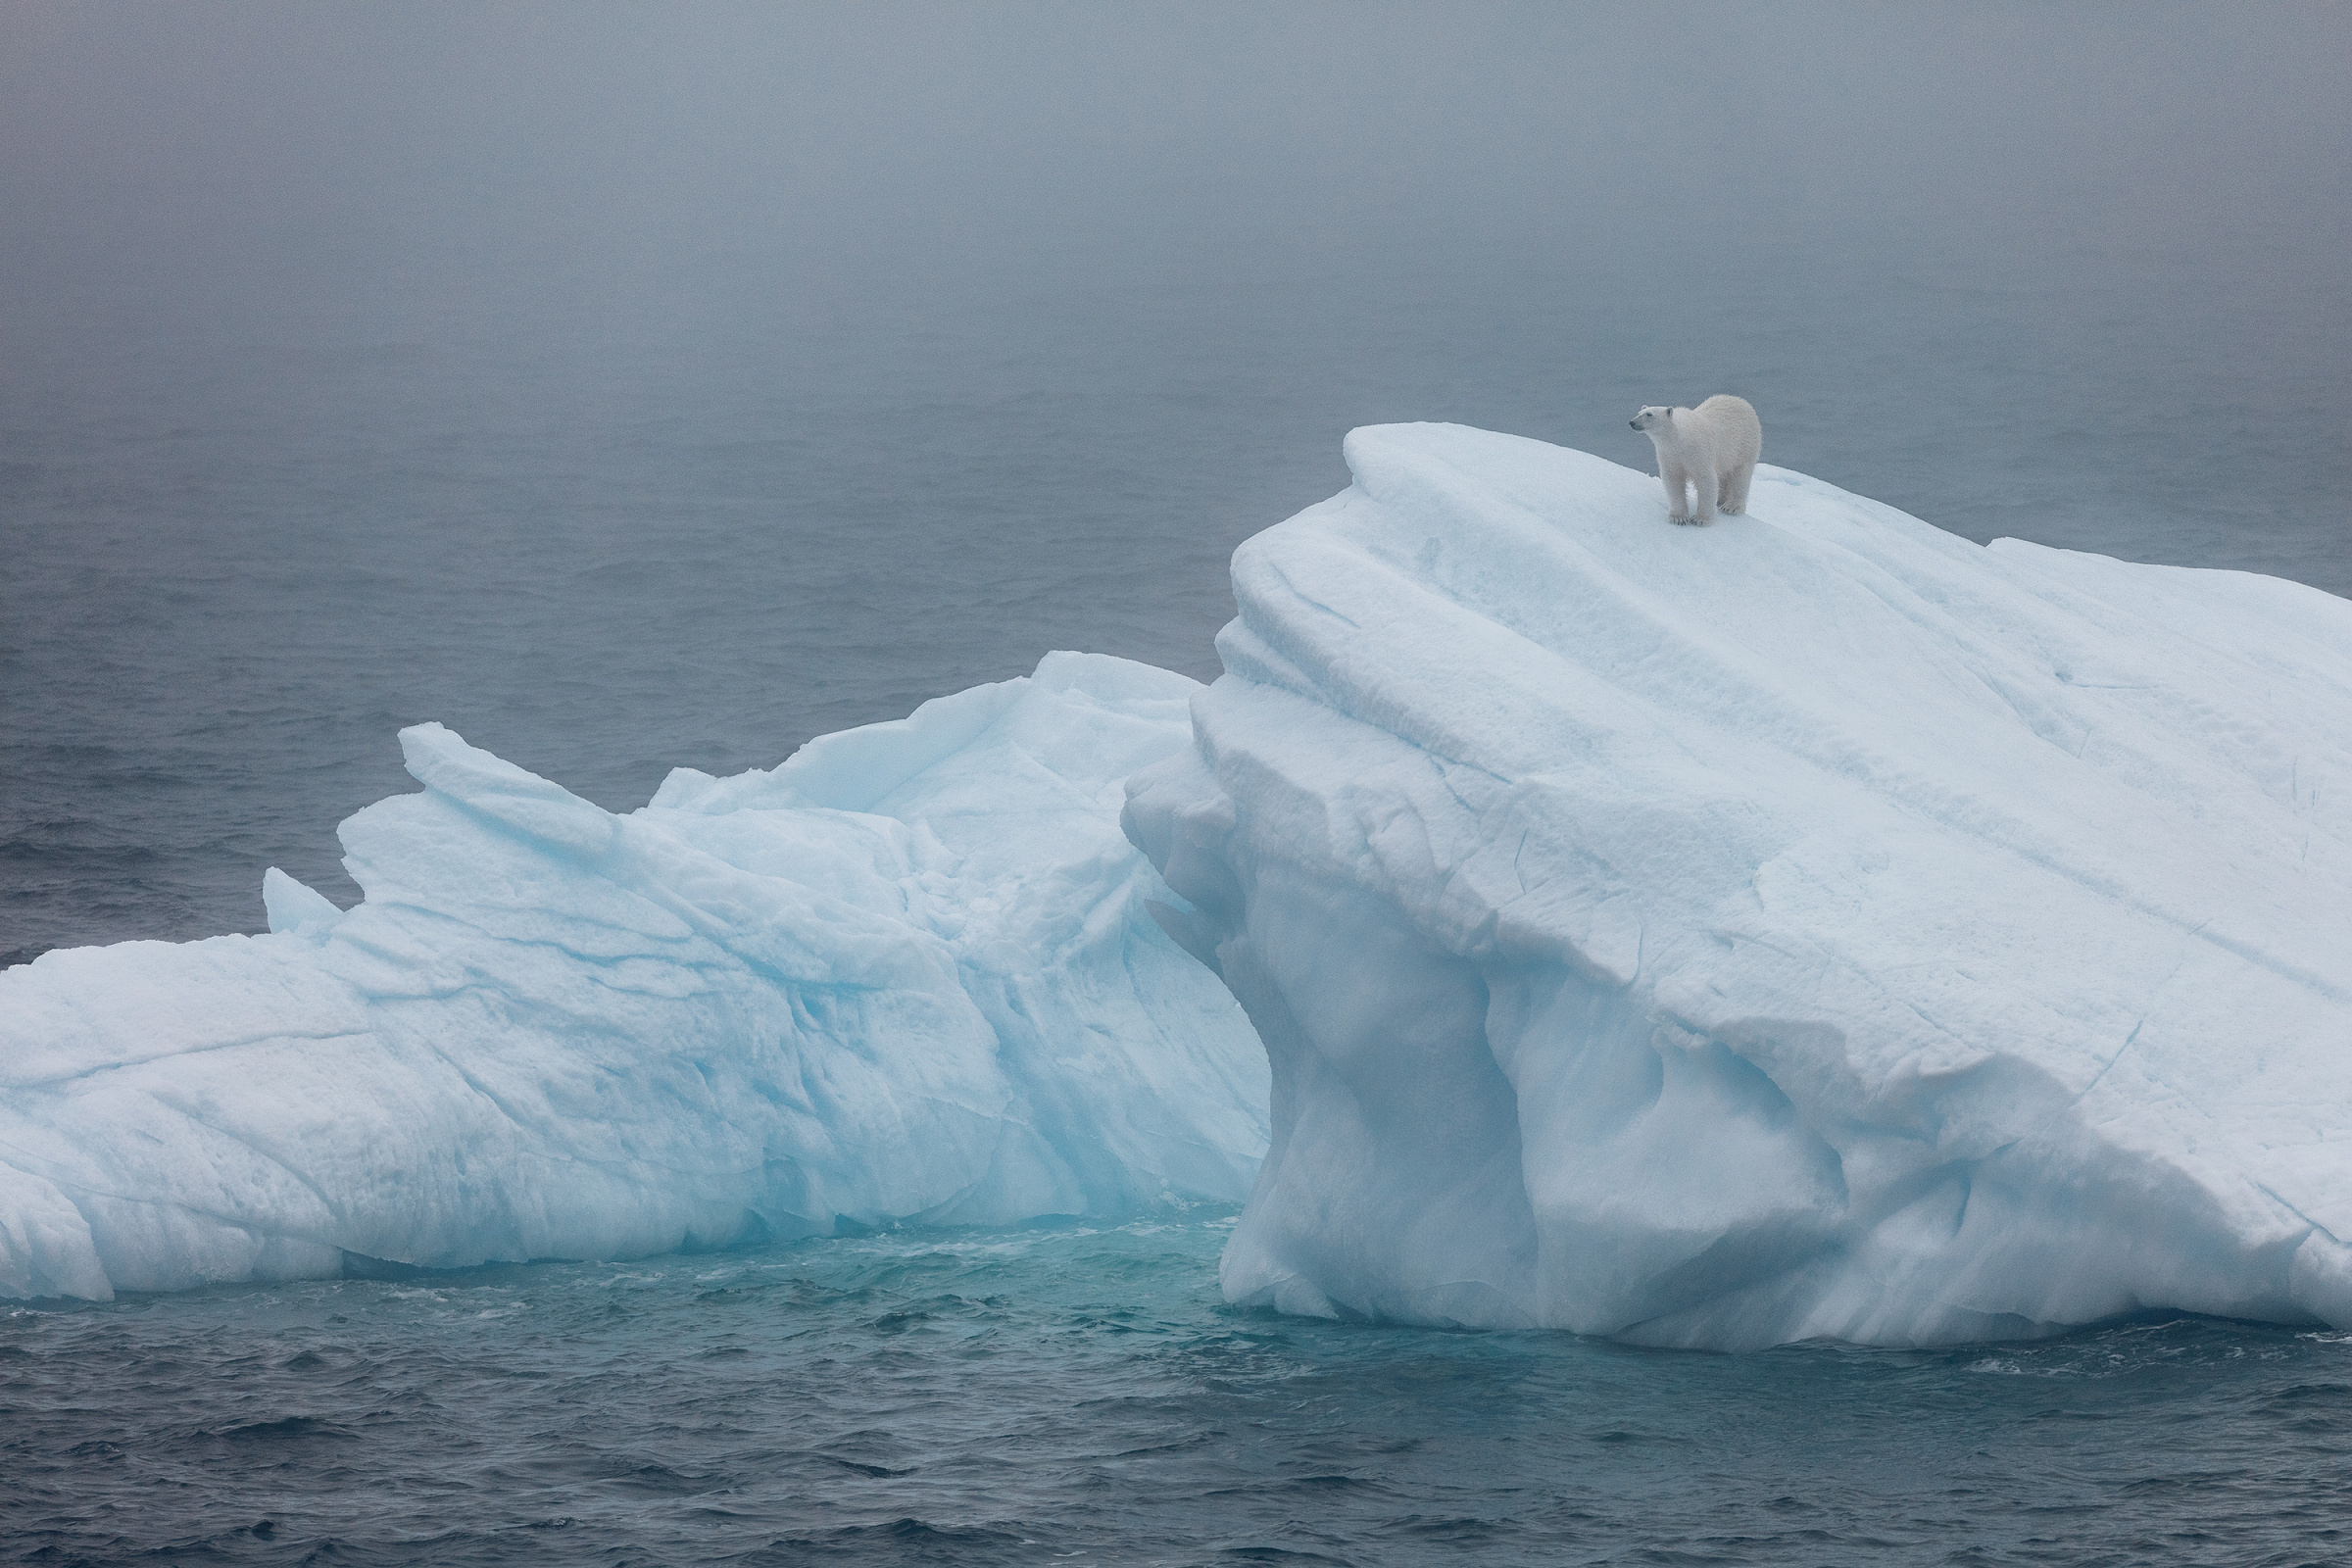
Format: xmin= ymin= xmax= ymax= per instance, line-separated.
xmin=1125 ymin=422 xmax=2352 ymax=1348
xmin=0 ymin=654 xmax=1267 ymax=1300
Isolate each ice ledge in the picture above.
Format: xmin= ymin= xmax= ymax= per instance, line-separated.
xmin=1129 ymin=421 xmax=2352 ymax=1348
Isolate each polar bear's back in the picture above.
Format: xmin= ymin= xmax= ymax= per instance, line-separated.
xmin=1693 ymin=394 xmax=1762 ymax=466
xmin=1694 ymin=394 xmax=1762 ymax=464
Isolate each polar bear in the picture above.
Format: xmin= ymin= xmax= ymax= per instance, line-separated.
xmin=1630 ymin=395 xmax=1762 ymax=525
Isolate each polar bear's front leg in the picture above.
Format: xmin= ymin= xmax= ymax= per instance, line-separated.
xmin=1661 ymin=463 xmax=1692 ymax=523
xmin=1690 ymin=466 xmax=1717 ymax=526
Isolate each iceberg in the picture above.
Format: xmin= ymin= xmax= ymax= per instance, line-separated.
xmin=0 ymin=653 xmax=1268 ymax=1300
xmin=1125 ymin=422 xmax=2352 ymax=1348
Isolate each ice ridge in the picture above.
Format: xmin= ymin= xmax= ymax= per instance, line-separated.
xmin=0 ymin=653 xmax=1267 ymax=1300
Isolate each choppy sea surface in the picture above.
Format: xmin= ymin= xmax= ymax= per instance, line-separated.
xmin=7 ymin=1210 xmax=2351 ymax=1567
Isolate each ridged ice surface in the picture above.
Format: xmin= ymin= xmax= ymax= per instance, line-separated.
xmin=1126 ymin=422 xmax=2352 ymax=1348
xmin=0 ymin=653 xmax=1267 ymax=1300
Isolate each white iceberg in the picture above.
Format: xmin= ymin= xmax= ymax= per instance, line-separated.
xmin=0 ymin=653 xmax=1267 ymax=1300
xmin=1125 ymin=422 xmax=2352 ymax=1348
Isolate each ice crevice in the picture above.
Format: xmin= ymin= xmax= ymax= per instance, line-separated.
xmin=1125 ymin=421 xmax=2352 ymax=1348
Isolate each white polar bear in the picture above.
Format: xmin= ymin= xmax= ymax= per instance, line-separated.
xmin=1630 ymin=395 xmax=1762 ymax=525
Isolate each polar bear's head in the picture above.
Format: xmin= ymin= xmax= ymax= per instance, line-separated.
xmin=1629 ymin=406 xmax=1676 ymax=433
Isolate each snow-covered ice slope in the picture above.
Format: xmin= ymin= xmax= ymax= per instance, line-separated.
xmin=0 ymin=653 xmax=1267 ymax=1300
xmin=1125 ymin=422 xmax=2352 ymax=1348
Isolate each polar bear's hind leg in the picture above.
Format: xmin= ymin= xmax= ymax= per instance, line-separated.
xmin=1720 ymin=460 xmax=1754 ymax=515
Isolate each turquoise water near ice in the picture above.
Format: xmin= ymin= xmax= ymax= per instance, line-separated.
xmin=7 ymin=1210 xmax=2351 ymax=1565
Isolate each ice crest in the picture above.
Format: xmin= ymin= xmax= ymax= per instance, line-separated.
xmin=262 ymin=867 xmax=344 ymax=939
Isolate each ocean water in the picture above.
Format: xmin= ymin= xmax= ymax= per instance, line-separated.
xmin=10 ymin=7 xmax=2352 ymax=1562
xmin=7 ymin=1210 xmax=2352 ymax=1567
xmin=9 ymin=251 xmax=2347 ymax=967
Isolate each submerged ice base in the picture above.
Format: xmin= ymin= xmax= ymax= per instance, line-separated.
xmin=1126 ymin=422 xmax=2352 ymax=1348
xmin=0 ymin=654 xmax=1268 ymax=1300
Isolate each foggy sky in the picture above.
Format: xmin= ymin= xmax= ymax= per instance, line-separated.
xmin=7 ymin=2 xmax=2349 ymax=348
